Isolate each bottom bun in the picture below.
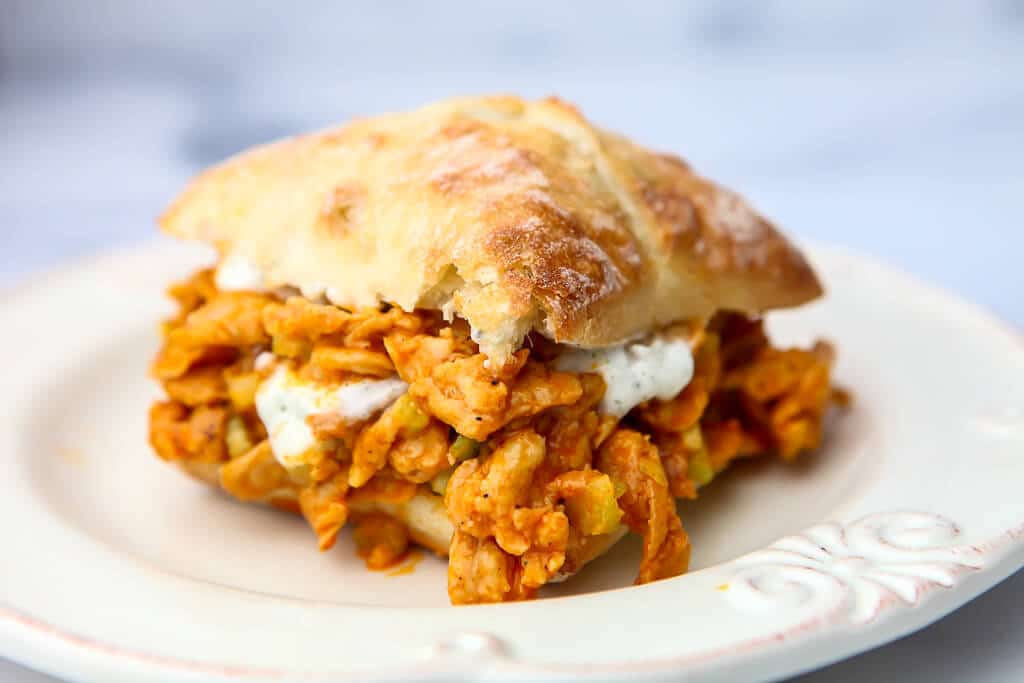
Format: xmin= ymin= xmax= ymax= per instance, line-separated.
xmin=175 ymin=460 xmax=627 ymax=577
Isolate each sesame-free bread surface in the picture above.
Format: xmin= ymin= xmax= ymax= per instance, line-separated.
xmin=161 ymin=95 xmax=822 ymax=361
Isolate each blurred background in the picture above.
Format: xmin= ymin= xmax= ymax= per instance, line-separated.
xmin=2 ymin=0 xmax=1022 ymax=326
xmin=1 ymin=1 xmax=1022 ymax=681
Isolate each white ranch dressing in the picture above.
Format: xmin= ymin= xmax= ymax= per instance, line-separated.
xmin=219 ymin=253 xmax=693 ymax=423
xmin=214 ymin=253 xmax=266 ymax=292
xmin=255 ymin=365 xmax=408 ymax=469
xmin=555 ymin=335 xmax=695 ymax=417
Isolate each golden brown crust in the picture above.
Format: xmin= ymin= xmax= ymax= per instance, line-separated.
xmin=161 ymin=95 xmax=822 ymax=361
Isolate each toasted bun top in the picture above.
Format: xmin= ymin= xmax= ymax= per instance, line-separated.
xmin=161 ymin=95 xmax=822 ymax=360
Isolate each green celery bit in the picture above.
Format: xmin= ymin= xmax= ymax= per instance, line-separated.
xmin=430 ymin=469 xmax=453 ymax=496
xmin=449 ymin=434 xmax=480 ymax=463
xmin=393 ymin=394 xmax=429 ymax=432
xmin=689 ymin=449 xmax=714 ymax=487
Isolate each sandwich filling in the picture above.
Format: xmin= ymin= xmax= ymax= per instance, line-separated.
xmin=256 ymin=367 xmax=409 ymax=469
xmin=149 ymin=263 xmax=841 ymax=604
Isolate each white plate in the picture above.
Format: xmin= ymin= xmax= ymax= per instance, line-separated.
xmin=1 ymin=241 xmax=1022 ymax=683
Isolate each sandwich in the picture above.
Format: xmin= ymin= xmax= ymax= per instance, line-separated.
xmin=148 ymin=95 xmax=842 ymax=604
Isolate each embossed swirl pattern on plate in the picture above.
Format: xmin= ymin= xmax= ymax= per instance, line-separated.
xmin=728 ymin=511 xmax=986 ymax=624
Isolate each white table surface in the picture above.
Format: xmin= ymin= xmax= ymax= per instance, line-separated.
xmin=2 ymin=2 xmax=1021 ymax=680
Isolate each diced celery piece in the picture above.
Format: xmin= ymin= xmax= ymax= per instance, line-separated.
xmin=682 ymin=424 xmax=704 ymax=451
xmin=689 ymin=449 xmax=714 ymax=487
xmin=225 ymin=416 xmax=253 ymax=459
xmin=430 ymin=469 xmax=453 ymax=496
xmin=566 ymin=473 xmax=624 ymax=536
xmin=393 ymin=394 xmax=429 ymax=433
xmin=448 ymin=434 xmax=480 ymax=463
